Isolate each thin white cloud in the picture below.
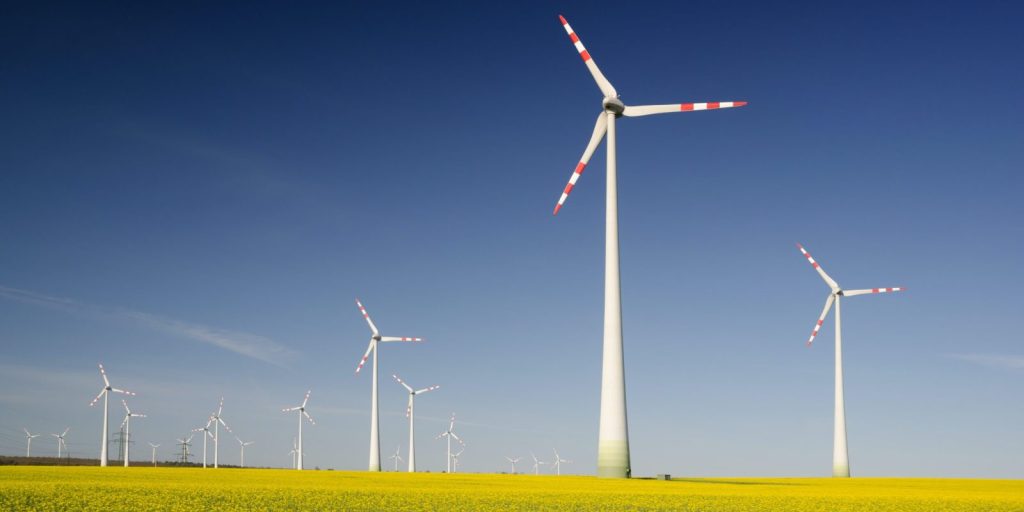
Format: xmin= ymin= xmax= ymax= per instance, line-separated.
xmin=0 ymin=285 xmax=296 ymax=366
xmin=945 ymin=353 xmax=1024 ymax=370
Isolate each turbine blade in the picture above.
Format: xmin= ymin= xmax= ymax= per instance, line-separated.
xmin=558 ymin=15 xmax=617 ymax=98
xmin=355 ymin=338 xmax=375 ymax=374
xmin=797 ymin=243 xmax=840 ymax=290
xmin=98 ymin=363 xmax=110 ymax=387
xmin=392 ymin=374 xmax=414 ymax=393
xmin=554 ymin=112 xmax=607 ymax=215
xmin=355 ymin=299 xmax=380 ymax=336
xmin=217 ymin=397 xmax=224 ymax=416
xmin=413 ymin=385 xmax=440 ymax=395
xmin=301 ymin=390 xmax=311 ymax=408
xmin=282 ymin=406 xmax=300 ymax=412
xmin=622 ymin=101 xmax=747 ymax=117
xmin=302 ymin=410 xmax=316 ymax=425
xmin=842 ymin=287 xmax=905 ymax=297
xmin=379 ymin=336 xmax=423 ymax=342
xmin=449 ymin=413 xmax=455 ymax=431
xmin=110 ymin=388 xmax=135 ymax=396
xmin=807 ymin=294 xmax=836 ymax=346
xmin=89 ymin=388 xmax=105 ymax=406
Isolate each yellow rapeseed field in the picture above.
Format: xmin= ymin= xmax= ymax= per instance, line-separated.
xmin=1 ymin=466 xmax=1021 ymax=511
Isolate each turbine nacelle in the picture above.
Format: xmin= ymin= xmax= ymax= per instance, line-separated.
xmin=602 ymin=97 xmax=625 ymax=115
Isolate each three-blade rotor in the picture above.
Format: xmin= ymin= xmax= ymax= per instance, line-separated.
xmin=90 ymin=363 xmax=135 ymax=406
xmin=797 ymin=243 xmax=905 ymax=346
xmin=282 ymin=390 xmax=315 ymax=425
xmin=552 ymin=15 xmax=748 ymax=215
xmin=354 ymin=299 xmax=424 ymax=374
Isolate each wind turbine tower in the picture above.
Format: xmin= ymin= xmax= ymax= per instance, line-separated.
xmin=210 ymin=397 xmax=232 ymax=468
xmin=435 ymin=413 xmax=462 ymax=474
xmin=23 ymin=429 xmax=40 ymax=457
xmin=88 ymin=363 xmax=135 ymax=466
xmin=388 ymin=445 xmax=403 ymax=472
xmin=121 ymin=400 xmax=146 ymax=467
xmin=551 ymin=15 xmax=746 ymax=478
xmin=797 ymin=243 xmax=905 ymax=477
xmin=52 ymin=428 xmax=69 ymax=460
xmin=353 ymin=299 xmax=424 ymax=472
xmin=282 ymin=390 xmax=315 ymax=470
xmin=192 ymin=417 xmax=215 ymax=468
xmin=236 ymin=437 xmax=254 ymax=468
xmin=148 ymin=443 xmax=160 ymax=466
xmin=392 ymin=374 xmax=439 ymax=472
xmin=530 ymin=452 xmax=547 ymax=475
xmin=552 ymin=448 xmax=572 ymax=476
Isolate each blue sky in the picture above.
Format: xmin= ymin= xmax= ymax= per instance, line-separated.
xmin=1 ymin=1 xmax=1021 ymax=477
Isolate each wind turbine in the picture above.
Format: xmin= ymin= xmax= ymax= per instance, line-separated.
xmin=434 ymin=412 xmax=461 ymax=474
xmin=210 ymin=397 xmax=232 ymax=469
xmin=388 ymin=445 xmax=404 ymax=472
xmin=530 ymin=452 xmax=547 ymax=475
xmin=120 ymin=400 xmax=146 ymax=467
xmin=797 ymin=243 xmax=905 ymax=477
xmin=353 ymin=299 xmax=424 ymax=472
xmin=88 ymin=363 xmax=135 ymax=466
xmin=236 ymin=437 xmax=254 ymax=468
xmin=52 ymin=428 xmax=69 ymax=459
xmin=393 ymin=374 xmax=439 ymax=472
xmin=451 ymin=441 xmax=465 ymax=473
xmin=552 ymin=448 xmax=572 ymax=476
xmin=282 ymin=390 xmax=315 ymax=470
xmin=551 ymin=15 xmax=747 ymax=478
xmin=23 ymin=429 xmax=40 ymax=457
xmin=505 ymin=456 xmax=521 ymax=474
xmin=288 ymin=438 xmax=298 ymax=469
xmin=148 ymin=443 xmax=160 ymax=466
xmin=192 ymin=417 xmax=215 ymax=468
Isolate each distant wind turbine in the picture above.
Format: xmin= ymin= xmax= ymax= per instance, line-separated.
xmin=797 ymin=243 xmax=905 ymax=477
xmin=388 ymin=445 xmax=403 ymax=472
xmin=51 ymin=428 xmax=69 ymax=459
xmin=505 ymin=456 xmax=521 ymax=474
xmin=353 ymin=299 xmax=424 ymax=471
xmin=120 ymin=400 xmax=146 ymax=467
xmin=23 ymin=429 xmax=40 ymax=457
xmin=435 ymin=413 xmax=462 ymax=474
xmin=148 ymin=443 xmax=160 ymax=465
xmin=88 ymin=363 xmax=135 ymax=466
xmin=288 ymin=438 xmax=298 ymax=469
xmin=551 ymin=448 xmax=572 ymax=476
xmin=451 ymin=441 xmax=465 ymax=473
xmin=236 ymin=436 xmax=254 ymax=468
xmin=393 ymin=374 xmax=439 ymax=472
xmin=530 ymin=452 xmax=547 ymax=475
xmin=282 ymin=390 xmax=315 ymax=470
xmin=210 ymin=397 xmax=232 ymax=469
xmin=192 ymin=417 xmax=215 ymax=468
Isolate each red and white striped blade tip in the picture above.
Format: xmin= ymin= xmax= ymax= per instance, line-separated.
xmin=679 ymin=101 xmax=747 ymax=111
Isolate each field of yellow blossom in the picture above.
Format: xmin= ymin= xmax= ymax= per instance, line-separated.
xmin=1 ymin=466 xmax=1022 ymax=511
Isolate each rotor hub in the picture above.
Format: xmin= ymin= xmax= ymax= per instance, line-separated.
xmin=603 ymin=97 xmax=624 ymax=114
